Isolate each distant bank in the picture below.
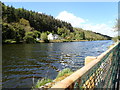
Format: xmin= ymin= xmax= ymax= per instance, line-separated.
xmin=2 ymin=2 xmax=111 ymax=44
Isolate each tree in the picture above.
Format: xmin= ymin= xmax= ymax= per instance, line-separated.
xmin=2 ymin=2 xmax=111 ymax=43
xmin=2 ymin=23 xmax=16 ymax=40
xmin=19 ymin=18 xmax=30 ymax=26
xmin=57 ymin=27 xmax=64 ymax=35
xmin=40 ymin=32 xmax=48 ymax=42
xmin=69 ymin=33 xmax=75 ymax=40
xmin=33 ymin=30 xmax=41 ymax=38
xmin=75 ymin=33 xmax=80 ymax=40
xmin=23 ymin=35 xmax=35 ymax=43
xmin=79 ymin=32 xmax=85 ymax=40
xmin=23 ymin=32 xmax=36 ymax=43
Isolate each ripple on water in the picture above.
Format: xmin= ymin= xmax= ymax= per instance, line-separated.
xmin=2 ymin=40 xmax=114 ymax=88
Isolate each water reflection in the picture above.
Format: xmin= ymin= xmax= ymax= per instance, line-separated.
xmin=2 ymin=40 xmax=114 ymax=88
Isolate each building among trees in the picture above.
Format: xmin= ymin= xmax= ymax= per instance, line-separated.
xmin=48 ymin=33 xmax=59 ymax=40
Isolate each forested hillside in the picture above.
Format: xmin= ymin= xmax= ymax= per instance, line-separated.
xmin=1 ymin=2 xmax=111 ymax=43
xmin=74 ymin=28 xmax=111 ymax=41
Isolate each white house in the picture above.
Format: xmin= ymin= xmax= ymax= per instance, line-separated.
xmin=48 ymin=33 xmax=54 ymax=40
xmin=54 ymin=34 xmax=59 ymax=40
xmin=48 ymin=33 xmax=59 ymax=40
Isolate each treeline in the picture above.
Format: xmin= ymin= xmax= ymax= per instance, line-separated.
xmin=74 ymin=28 xmax=111 ymax=41
xmin=2 ymin=3 xmax=73 ymax=32
xmin=1 ymin=2 xmax=111 ymax=43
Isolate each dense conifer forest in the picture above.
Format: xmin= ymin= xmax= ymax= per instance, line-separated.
xmin=1 ymin=2 xmax=112 ymax=43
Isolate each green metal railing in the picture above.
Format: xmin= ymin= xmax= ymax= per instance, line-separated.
xmin=51 ymin=42 xmax=120 ymax=89
xmin=76 ymin=42 xmax=120 ymax=89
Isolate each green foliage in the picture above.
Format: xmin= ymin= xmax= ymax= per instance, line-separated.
xmin=2 ymin=14 xmax=41 ymax=43
xmin=18 ymin=18 xmax=32 ymax=32
xmin=2 ymin=23 xmax=25 ymax=43
xmin=24 ymin=36 xmax=35 ymax=43
xmin=2 ymin=2 xmax=73 ymax=33
xmin=35 ymin=78 xmax=52 ymax=88
xmin=40 ymin=32 xmax=48 ymax=41
xmin=26 ymin=32 xmax=34 ymax=36
xmin=69 ymin=33 xmax=75 ymax=40
xmin=46 ymin=31 xmax=51 ymax=35
xmin=23 ymin=32 xmax=36 ymax=43
xmin=57 ymin=27 xmax=70 ymax=39
xmin=33 ymin=30 xmax=41 ymax=38
xmin=2 ymin=2 xmax=111 ymax=44
xmin=2 ymin=23 xmax=16 ymax=40
xmin=57 ymin=27 xmax=64 ymax=35
xmin=73 ymin=28 xmax=111 ymax=41
xmin=56 ymin=68 xmax=73 ymax=78
xmin=57 ymin=27 xmax=110 ymax=41
xmin=19 ymin=18 xmax=30 ymax=26
xmin=75 ymin=33 xmax=81 ymax=40
xmin=80 ymin=32 xmax=85 ymax=40
xmin=4 ymin=39 xmax=16 ymax=44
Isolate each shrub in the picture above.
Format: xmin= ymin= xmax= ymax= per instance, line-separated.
xmin=4 ymin=39 xmax=16 ymax=44
xmin=56 ymin=68 xmax=73 ymax=78
xmin=40 ymin=32 xmax=49 ymax=42
xmin=33 ymin=30 xmax=41 ymax=38
xmin=23 ymin=32 xmax=36 ymax=43
xmin=35 ymin=78 xmax=52 ymax=88
xmin=23 ymin=35 xmax=35 ymax=43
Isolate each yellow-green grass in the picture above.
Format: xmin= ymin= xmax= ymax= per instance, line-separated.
xmin=34 ymin=78 xmax=52 ymax=88
xmin=34 ymin=68 xmax=73 ymax=88
xmin=56 ymin=68 xmax=73 ymax=79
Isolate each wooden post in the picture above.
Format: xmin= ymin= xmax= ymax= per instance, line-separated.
xmin=85 ymin=56 xmax=96 ymax=65
xmin=67 ymin=83 xmax=74 ymax=90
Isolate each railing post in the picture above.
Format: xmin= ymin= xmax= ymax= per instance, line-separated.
xmin=85 ymin=56 xmax=96 ymax=65
xmin=67 ymin=78 xmax=81 ymax=89
xmin=67 ymin=83 xmax=74 ymax=90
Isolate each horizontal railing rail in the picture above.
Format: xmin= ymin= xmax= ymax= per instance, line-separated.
xmin=50 ymin=42 xmax=120 ymax=89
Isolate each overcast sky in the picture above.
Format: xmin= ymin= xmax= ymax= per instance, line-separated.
xmin=3 ymin=2 xmax=118 ymax=37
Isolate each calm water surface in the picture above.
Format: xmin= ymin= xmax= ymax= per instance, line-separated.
xmin=2 ymin=40 xmax=114 ymax=88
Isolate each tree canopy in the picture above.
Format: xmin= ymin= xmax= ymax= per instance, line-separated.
xmin=1 ymin=2 xmax=111 ymax=43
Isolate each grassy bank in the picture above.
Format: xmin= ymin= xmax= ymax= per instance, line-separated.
xmin=33 ymin=68 xmax=73 ymax=89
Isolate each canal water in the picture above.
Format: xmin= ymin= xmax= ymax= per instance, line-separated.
xmin=2 ymin=40 xmax=114 ymax=88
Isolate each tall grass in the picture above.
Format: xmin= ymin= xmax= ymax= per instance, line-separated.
xmin=34 ymin=78 xmax=52 ymax=88
xmin=56 ymin=68 xmax=73 ymax=78
xmin=34 ymin=68 xmax=73 ymax=88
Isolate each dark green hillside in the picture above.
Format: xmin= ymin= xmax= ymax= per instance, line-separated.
xmin=1 ymin=2 xmax=111 ymax=43
xmin=2 ymin=3 xmax=73 ymax=32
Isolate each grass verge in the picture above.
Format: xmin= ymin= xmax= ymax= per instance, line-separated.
xmin=34 ymin=68 xmax=73 ymax=88
xmin=34 ymin=78 xmax=52 ymax=88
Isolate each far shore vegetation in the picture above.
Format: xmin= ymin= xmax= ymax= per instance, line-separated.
xmin=2 ymin=2 xmax=112 ymax=44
